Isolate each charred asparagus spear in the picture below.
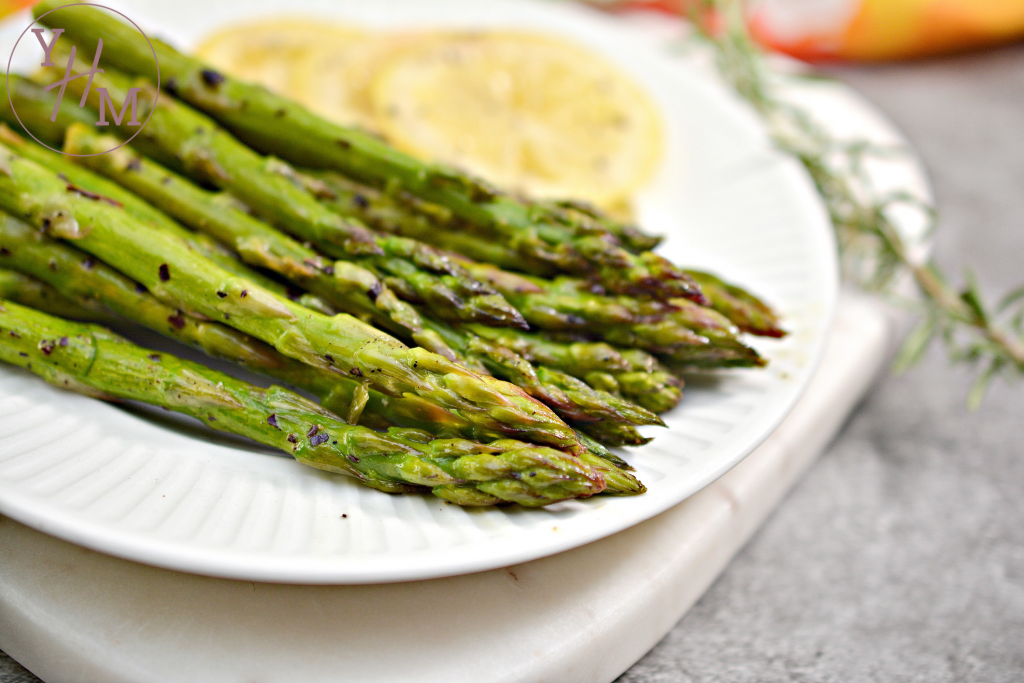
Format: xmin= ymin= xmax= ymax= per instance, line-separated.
xmin=684 ymin=270 xmax=786 ymax=338
xmin=0 ymin=141 xmax=580 ymax=451
xmin=0 ymin=298 xmax=607 ymax=506
xmin=0 ymin=267 xmax=104 ymax=321
xmin=32 ymin=1 xmax=701 ymax=302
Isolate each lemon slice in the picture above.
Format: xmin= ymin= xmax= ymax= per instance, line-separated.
xmin=369 ymin=32 xmax=663 ymax=206
xmin=292 ymin=33 xmax=418 ymax=130
xmin=196 ymin=19 xmax=365 ymax=96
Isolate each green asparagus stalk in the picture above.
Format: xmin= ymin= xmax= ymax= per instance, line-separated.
xmin=58 ymin=123 xmax=459 ymax=359
xmin=578 ymin=420 xmax=654 ymax=448
xmin=32 ymin=2 xmax=701 ymax=302
xmin=40 ymin=61 xmax=525 ymax=330
xmin=0 ymin=298 xmax=606 ymax=506
xmin=614 ymin=349 xmax=684 ymax=414
xmin=0 ymin=73 xmax=97 ymax=148
xmin=531 ymin=197 xmax=663 ymax=254
xmin=0 ymin=267 xmax=105 ymax=321
xmin=0 ymin=142 xmax=580 ymax=452
xmin=464 ymin=263 xmax=683 ymax=328
xmin=685 ymin=270 xmax=786 ymax=338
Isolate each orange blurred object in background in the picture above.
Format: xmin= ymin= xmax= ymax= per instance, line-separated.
xmin=593 ymin=0 xmax=1024 ymax=62
xmin=749 ymin=0 xmax=1024 ymax=61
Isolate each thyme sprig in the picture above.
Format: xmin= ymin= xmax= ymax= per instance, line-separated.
xmin=693 ymin=0 xmax=1024 ymax=407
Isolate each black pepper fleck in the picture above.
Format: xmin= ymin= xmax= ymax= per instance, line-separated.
xmin=306 ymin=425 xmax=320 ymax=437
xmin=59 ymin=337 xmax=68 ymax=347
xmin=287 ymin=433 xmax=297 ymax=443
xmin=147 ymin=354 xmax=161 ymax=362
xmin=240 ymin=290 xmax=247 ymax=298
xmin=200 ymin=69 xmax=225 ymax=87
xmin=126 ymin=157 xmax=142 ymax=171
xmin=347 ymin=455 xmax=360 ymax=463
xmin=38 ymin=340 xmax=55 ymax=355
xmin=349 ymin=367 xmax=363 ymax=377
xmin=267 ymin=414 xmax=280 ymax=429
xmin=159 ymin=263 xmax=170 ymax=281
xmin=0 ymin=247 xmax=9 ymax=256
xmin=353 ymin=193 xmax=369 ymax=209
xmin=216 ymin=291 xmax=227 ymax=298
xmin=82 ymin=257 xmax=95 ymax=270
xmin=310 ymin=432 xmax=329 ymax=446
xmin=167 ymin=314 xmax=186 ymax=329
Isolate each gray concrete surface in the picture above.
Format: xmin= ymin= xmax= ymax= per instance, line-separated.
xmin=2 ymin=39 xmax=1023 ymax=683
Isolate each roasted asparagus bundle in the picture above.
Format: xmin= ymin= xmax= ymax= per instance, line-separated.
xmin=0 ymin=3 xmax=789 ymax=501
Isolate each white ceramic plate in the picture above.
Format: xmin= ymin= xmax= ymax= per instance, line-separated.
xmin=0 ymin=0 xmax=837 ymax=583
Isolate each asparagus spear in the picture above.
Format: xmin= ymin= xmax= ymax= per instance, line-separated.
xmin=0 ymin=73 xmax=97 ymax=148
xmin=0 ymin=142 xmax=580 ymax=452
xmin=0 ymin=267 xmax=105 ymax=321
xmin=0 ymin=297 xmax=606 ymax=506
xmin=685 ymin=270 xmax=786 ymax=338
xmin=466 ymin=264 xmax=682 ymax=328
xmin=578 ymin=420 xmax=653 ymax=448
xmin=41 ymin=62 xmax=525 ymax=330
xmin=32 ymin=2 xmax=701 ymax=302
xmin=614 ymin=349 xmax=684 ymax=414
xmin=531 ymin=197 xmax=662 ymax=253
